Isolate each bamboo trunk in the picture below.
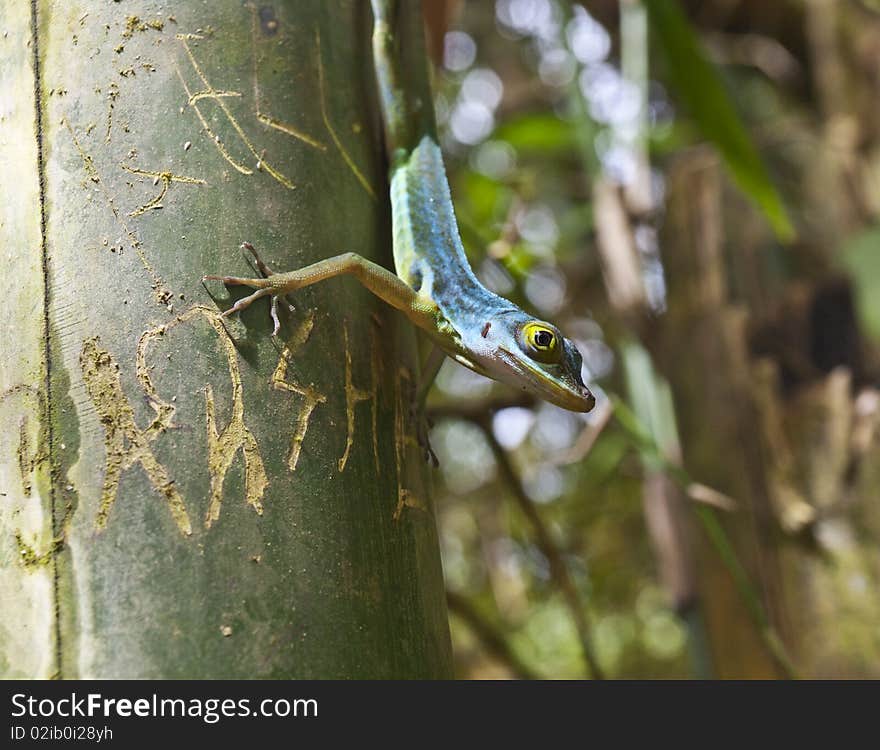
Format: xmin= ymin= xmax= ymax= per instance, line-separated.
xmin=0 ymin=0 xmax=452 ymax=679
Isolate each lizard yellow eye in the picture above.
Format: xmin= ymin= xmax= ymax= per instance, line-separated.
xmin=520 ymin=322 xmax=561 ymax=363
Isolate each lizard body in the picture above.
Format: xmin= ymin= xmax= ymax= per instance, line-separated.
xmin=205 ymin=0 xmax=595 ymax=413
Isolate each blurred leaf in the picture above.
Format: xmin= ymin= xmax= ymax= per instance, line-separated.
xmin=453 ymin=171 xmax=510 ymax=263
xmin=644 ymin=0 xmax=795 ymax=242
xmin=608 ymin=394 xmax=656 ymax=455
xmin=841 ymin=226 xmax=880 ymax=340
xmin=578 ymin=429 xmax=630 ymax=489
xmin=620 ymin=340 xmax=680 ymax=462
xmin=648 ymin=118 xmax=694 ymax=157
xmin=494 ymin=113 xmax=577 ymax=154
xmin=502 ymin=242 xmax=539 ymax=277
xmin=455 ymin=170 xmax=513 ymax=239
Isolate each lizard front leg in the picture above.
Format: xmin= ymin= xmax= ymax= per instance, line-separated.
xmin=204 ymin=249 xmax=439 ymax=335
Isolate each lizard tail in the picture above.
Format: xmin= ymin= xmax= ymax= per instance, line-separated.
xmin=371 ymin=0 xmax=437 ymax=166
xmin=371 ymin=0 xmax=409 ymax=158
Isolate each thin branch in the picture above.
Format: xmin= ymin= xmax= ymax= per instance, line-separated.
xmin=427 ymin=392 xmax=536 ymax=422
xmin=473 ymin=416 xmax=605 ymax=680
xmin=446 ymin=590 xmax=540 ymax=681
xmin=702 ymin=31 xmax=802 ymax=84
xmin=554 ymin=397 xmax=614 ymax=466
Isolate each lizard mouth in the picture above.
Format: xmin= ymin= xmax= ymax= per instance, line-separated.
xmin=497 ymin=348 xmax=595 ymax=413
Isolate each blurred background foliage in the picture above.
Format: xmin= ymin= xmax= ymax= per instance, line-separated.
xmin=421 ymin=0 xmax=880 ymax=678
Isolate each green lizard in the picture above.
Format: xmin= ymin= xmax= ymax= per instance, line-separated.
xmin=204 ymin=0 xmax=595 ymax=414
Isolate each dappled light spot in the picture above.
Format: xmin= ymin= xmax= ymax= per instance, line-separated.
xmin=444 ymin=31 xmax=477 ymax=72
xmin=434 ymin=420 xmax=497 ymax=495
xmin=492 ymin=407 xmax=535 ymax=450
xmin=566 ymin=5 xmax=610 ymax=65
xmin=522 ymin=464 xmax=565 ymax=504
xmin=524 ymin=265 xmax=566 ymax=316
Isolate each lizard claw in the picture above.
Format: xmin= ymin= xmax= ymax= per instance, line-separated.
xmin=241 ymin=241 xmax=275 ymax=278
xmin=411 ymin=402 xmax=439 ymax=467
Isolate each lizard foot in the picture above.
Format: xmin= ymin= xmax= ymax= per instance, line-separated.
xmin=203 ymin=242 xmax=295 ymax=336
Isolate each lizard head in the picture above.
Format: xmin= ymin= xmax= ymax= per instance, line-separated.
xmin=467 ymin=312 xmax=596 ymax=413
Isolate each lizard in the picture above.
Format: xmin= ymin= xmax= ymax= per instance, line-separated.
xmin=204 ymin=0 xmax=595 ymax=414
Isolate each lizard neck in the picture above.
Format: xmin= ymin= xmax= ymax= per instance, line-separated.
xmin=390 ymin=137 xmax=515 ymax=346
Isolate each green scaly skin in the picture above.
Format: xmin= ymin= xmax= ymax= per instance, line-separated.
xmin=204 ymin=0 xmax=595 ymax=413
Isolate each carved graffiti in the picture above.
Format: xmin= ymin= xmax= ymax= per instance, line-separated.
xmin=271 ymin=310 xmax=328 ymax=472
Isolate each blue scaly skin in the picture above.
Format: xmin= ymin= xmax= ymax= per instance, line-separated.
xmin=204 ymin=0 xmax=595 ymax=413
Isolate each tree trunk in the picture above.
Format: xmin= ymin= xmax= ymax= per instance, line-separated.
xmin=0 ymin=0 xmax=452 ymax=679
xmin=658 ymin=148 xmax=880 ymax=678
xmin=657 ymin=150 xmax=784 ymax=678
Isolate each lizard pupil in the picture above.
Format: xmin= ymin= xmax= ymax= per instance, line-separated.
xmin=535 ymin=330 xmax=553 ymax=348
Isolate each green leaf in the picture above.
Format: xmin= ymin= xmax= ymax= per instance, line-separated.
xmin=459 ymin=170 xmax=507 ymax=226
xmin=493 ymin=113 xmax=577 ymax=154
xmin=841 ymin=226 xmax=880 ymax=340
xmin=620 ymin=340 xmax=679 ymax=457
xmin=644 ymin=0 xmax=795 ymax=242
